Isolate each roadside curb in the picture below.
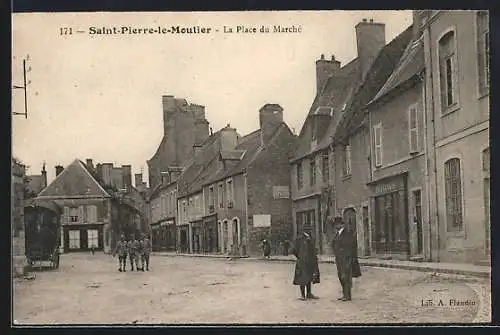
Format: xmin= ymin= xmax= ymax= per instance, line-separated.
xmin=152 ymin=252 xmax=490 ymax=279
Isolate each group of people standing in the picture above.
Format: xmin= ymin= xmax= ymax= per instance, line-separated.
xmin=113 ymin=234 xmax=152 ymax=272
xmin=293 ymin=216 xmax=361 ymax=302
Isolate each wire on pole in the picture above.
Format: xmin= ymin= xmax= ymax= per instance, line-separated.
xmin=12 ymin=55 xmax=30 ymax=119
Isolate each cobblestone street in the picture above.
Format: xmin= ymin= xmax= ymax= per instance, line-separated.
xmin=13 ymin=253 xmax=490 ymax=325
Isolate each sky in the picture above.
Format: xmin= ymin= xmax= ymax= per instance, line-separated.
xmin=12 ymin=10 xmax=412 ymax=186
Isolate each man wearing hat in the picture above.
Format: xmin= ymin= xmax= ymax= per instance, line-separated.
xmin=332 ymin=216 xmax=361 ymax=301
xmin=113 ymin=234 xmax=128 ymax=272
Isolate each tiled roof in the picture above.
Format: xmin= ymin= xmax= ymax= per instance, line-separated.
xmin=37 ymin=159 xmax=111 ymax=198
xmin=292 ymin=58 xmax=361 ymax=161
xmin=176 ymin=130 xmax=223 ymax=197
xmin=220 ymin=150 xmax=246 ymax=161
xmin=333 ymin=25 xmax=414 ymax=142
xmin=369 ymin=34 xmax=424 ymax=105
xmin=26 ymin=175 xmax=46 ymax=195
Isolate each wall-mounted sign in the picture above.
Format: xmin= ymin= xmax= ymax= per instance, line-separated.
xmin=273 ymin=186 xmax=290 ymax=199
xmin=253 ymin=214 xmax=271 ymax=227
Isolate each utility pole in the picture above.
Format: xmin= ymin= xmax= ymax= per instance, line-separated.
xmin=13 ymin=55 xmax=31 ymax=119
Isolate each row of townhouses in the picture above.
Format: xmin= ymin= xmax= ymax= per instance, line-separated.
xmin=290 ymin=10 xmax=489 ymax=264
xmin=148 ymin=97 xmax=297 ymax=256
xmin=147 ymin=10 xmax=489 ymax=264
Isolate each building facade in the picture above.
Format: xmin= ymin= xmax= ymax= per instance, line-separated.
xmin=420 ymin=10 xmax=490 ymax=263
xmin=202 ymin=104 xmax=297 ymax=257
xmin=150 ymin=181 xmax=178 ymax=251
xmin=12 ymin=159 xmax=27 ymax=276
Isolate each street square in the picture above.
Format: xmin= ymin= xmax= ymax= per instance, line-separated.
xmin=13 ymin=254 xmax=490 ymax=324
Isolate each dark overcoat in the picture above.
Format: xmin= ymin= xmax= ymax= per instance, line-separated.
xmin=332 ymin=228 xmax=361 ymax=280
xmin=293 ymin=236 xmax=320 ymax=285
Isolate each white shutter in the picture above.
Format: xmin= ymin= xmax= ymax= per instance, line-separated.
xmin=78 ymin=206 xmax=84 ymax=223
xmin=64 ymin=206 xmax=70 ymax=225
xmin=408 ymin=106 xmax=418 ymax=153
xmin=374 ymin=124 xmax=382 ymax=167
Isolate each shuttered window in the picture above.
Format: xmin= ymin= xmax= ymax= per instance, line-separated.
xmin=444 ymin=158 xmax=463 ymax=232
xmin=477 ymin=11 xmax=489 ymax=94
xmin=373 ymin=123 xmax=383 ymax=167
xmin=408 ymin=105 xmax=419 ymax=153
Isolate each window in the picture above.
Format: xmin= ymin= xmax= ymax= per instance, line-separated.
xmin=87 ymin=229 xmax=99 ymax=249
xmin=218 ymin=183 xmax=225 ymax=208
xmin=171 ymin=191 xmax=176 ymax=213
xmin=439 ymin=31 xmax=458 ymax=111
xmin=482 ymin=147 xmax=490 ymax=173
xmin=69 ymin=207 xmax=79 ymax=223
xmin=310 ymin=157 xmax=316 ymax=186
xmin=343 ymin=142 xmax=351 ymax=176
xmin=86 ymin=205 xmax=98 ymax=223
xmin=444 ymin=158 xmax=463 ymax=232
xmin=189 ymin=198 xmax=194 ymax=217
xmin=373 ymin=123 xmax=383 ymax=167
xmin=69 ymin=230 xmax=80 ymax=249
xmin=477 ymin=11 xmax=490 ymax=94
xmin=209 ymin=186 xmax=215 ymax=208
xmin=322 ymin=153 xmax=329 ymax=182
xmin=408 ymin=105 xmax=419 ymax=153
xmin=297 ymin=162 xmax=303 ymax=189
xmin=226 ymin=179 xmax=234 ymax=204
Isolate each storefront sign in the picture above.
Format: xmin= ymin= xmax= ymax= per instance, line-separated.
xmin=370 ymin=173 xmax=407 ymax=196
xmin=160 ymin=220 xmax=175 ymax=227
xmin=253 ymin=214 xmax=271 ymax=227
xmin=273 ymin=186 xmax=290 ymax=199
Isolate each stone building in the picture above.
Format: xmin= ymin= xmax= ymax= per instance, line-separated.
xmin=147 ymin=95 xmax=210 ymax=190
xmin=200 ymin=104 xmax=298 ymax=256
xmin=418 ymin=10 xmax=490 ymax=263
xmin=12 ymin=158 xmax=27 ymax=276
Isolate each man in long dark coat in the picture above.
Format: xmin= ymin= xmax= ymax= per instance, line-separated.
xmin=332 ymin=216 xmax=361 ymax=301
xmin=293 ymin=230 xmax=320 ymax=300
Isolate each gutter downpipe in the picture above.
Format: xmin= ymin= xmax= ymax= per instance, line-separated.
xmin=421 ymin=68 xmax=432 ymax=262
xmin=423 ymin=22 xmax=440 ymax=263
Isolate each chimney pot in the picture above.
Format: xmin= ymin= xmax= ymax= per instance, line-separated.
xmin=331 ymin=55 xmax=335 ymax=61
xmin=320 ymin=54 xmax=325 ymax=60
xmin=55 ymin=165 xmax=64 ymax=176
xmin=363 ymin=18 xmax=367 ymax=22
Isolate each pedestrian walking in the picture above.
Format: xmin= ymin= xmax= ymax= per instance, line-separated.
xmin=113 ymin=235 xmax=128 ymax=272
xmin=331 ymin=216 xmax=361 ymax=302
xmin=141 ymin=233 xmax=152 ymax=271
xmin=293 ymin=230 xmax=320 ymax=300
xmin=127 ymin=236 xmax=140 ymax=271
xmin=262 ymin=239 xmax=271 ymax=259
xmin=283 ymin=239 xmax=290 ymax=256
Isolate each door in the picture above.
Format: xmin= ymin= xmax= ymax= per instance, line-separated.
xmin=343 ymin=208 xmax=358 ymax=256
xmin=232 ymin=219 xmax=239 ymax=253
xmin=412 ymin=190 xmax=423 ymax=254
xmin=68 ymin=230 xmax=80 ymax=250
xmin=87 ymin=229 xmax=99 ymax=249
xmin=223 ymin=221 xmax=228 ymax=253
xmin=362 ymin=206 xmax=370 ymax=256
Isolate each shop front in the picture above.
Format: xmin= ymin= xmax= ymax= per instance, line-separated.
xmin=293 ymin=196 xmax=320 ymax=250
xmin=368 ymin=172 xmax=410 ymax=258
xmin=177 ymin=224 xmax=190 ymax=253
xmin=151 ymin=219 xmax=176 ymax=251
xmin=191 ymin=220 xmax=204 ymax=254
xmin=203 ymin=215 xmax=218 ymax=253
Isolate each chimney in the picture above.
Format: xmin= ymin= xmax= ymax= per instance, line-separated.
xmin=134 ymin=173 xmax=143 ymax=187
xmin=162 ymin=95 xmax=176 ymax=135
xmin=259 ymin=104 xmax=284 ymax=145
xmin=121 ymin=165 xmax=132 ymax=190
xmin=219 ymin=125 xmax=238 ymax=152
xmin=355 ymin=18 xmax=386 ymax=81
xmin=192 ymin=105 xmax=210 ymax=145
xmin=101 ymin=163 xmax=113 ymax=186
xmin=55 ymin=165 xmax=64 ymax=177
xmin=86 ymin=158 xmax=94 ymax=170
xmin=315 ymin=54 xmax=341 ymax=94
xmin=41 ymin=162 xmax=47 ymax=188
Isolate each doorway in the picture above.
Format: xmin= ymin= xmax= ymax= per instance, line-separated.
xmin=343 ymin=208 xmax=358 ymax=255
xmin=412 ymin=190 xmax=423 ymax=254
xmin=362 ymin=206 xmax=370 ymax=256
